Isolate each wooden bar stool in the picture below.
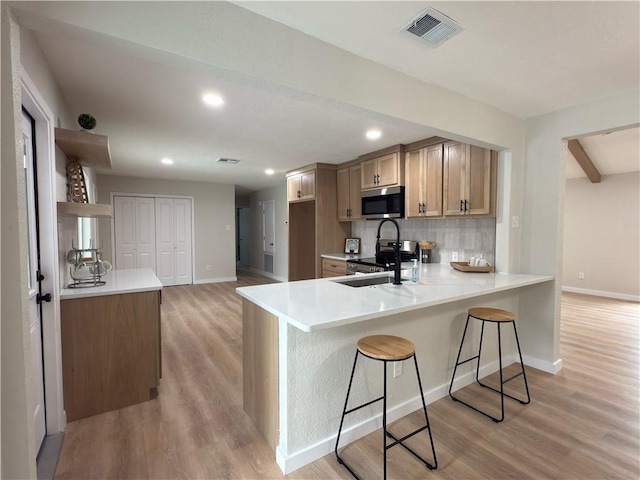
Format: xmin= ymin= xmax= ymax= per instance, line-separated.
xmin=335 ymin=335 xmax=437 ymax=480
xmin=448 ymin=307 xmax=531 ymax=422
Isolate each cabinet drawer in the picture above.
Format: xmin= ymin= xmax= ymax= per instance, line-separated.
xmin=322 ymin=258 xmax=346 ymax=277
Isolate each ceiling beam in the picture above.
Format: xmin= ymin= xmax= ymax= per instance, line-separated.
xmin=568 ymin=139 xmax=601 ymax=183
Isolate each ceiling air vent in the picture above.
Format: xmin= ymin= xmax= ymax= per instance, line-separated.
xmin=216 ymin=157 xmax=240 ymax=164
xmin=403 ymin=7 xmax=464 ymax=46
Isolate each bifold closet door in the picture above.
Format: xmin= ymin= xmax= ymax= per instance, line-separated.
xmin=114 ymin=196 xmax=156 ymax=271
xmin=155 ymin=198 xmax=192 ymax=286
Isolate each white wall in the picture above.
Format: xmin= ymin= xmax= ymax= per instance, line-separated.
xmin=249 ymin=183 xmax=288 ymax=281
xmin=563 ymin=172 xmax=639 ymax=300
xmin=97 ymin=175 xmax=236 ymax=283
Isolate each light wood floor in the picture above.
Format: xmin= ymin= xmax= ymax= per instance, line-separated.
xmin=54 ymin=275 xmax=639 ymax=479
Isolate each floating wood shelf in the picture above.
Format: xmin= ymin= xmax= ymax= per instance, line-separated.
xmin=57 ymin=202 xmax=113 ymax=218
xmin=55 ymin=128 xmax=112 ymax=170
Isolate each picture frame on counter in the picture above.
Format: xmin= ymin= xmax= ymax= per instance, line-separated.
xmin=345 ymin=238 xmax=360 ymax=254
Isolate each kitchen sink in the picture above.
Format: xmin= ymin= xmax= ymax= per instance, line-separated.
xmin=332 ymin=275 xmax=410 ymax=288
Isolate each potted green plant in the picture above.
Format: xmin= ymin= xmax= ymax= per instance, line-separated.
xmin=77 ymin=113 xmax=97 ymax=132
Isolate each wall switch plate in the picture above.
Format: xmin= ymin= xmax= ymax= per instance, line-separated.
xmin=578 ymin=272 xmax=585 ymax=279
xmin=206 ymin=265 xmax=211 ymax=271
xmin=226 ymin=225 xmax=231 ymax=231
xmin=393 ymin=362 xmax=402 ymax=378
xmin=451 ymin=251 xmax=459 ymax=261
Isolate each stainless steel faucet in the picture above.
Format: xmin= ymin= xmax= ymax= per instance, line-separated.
xmin=375 ymin=218 xmax=402 ymax=285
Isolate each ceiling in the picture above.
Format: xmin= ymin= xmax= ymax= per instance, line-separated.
xmin=14 ymin=1 xmax=640 ymax=194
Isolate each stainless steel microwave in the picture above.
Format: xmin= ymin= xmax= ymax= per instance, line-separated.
xmin=361 ymin=186 xmax=405 ymax=219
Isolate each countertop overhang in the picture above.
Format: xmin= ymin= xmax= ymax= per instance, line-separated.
xmin=236 ymin=264 xmax=553 ymax=332
xmin=60 ymin=268 xmax=162 ymax=300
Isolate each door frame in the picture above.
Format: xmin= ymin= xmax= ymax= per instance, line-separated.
xmin=21 ymin=69 xmax=66 ymax=434
xmin=110 ymin=192 xmax=195 ymax=283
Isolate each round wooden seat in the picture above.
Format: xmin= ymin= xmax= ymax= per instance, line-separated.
xmin=468 ymin=307 xmax=516 ymax=322
xmin=357 ymin=335 xmax=415 ymax=361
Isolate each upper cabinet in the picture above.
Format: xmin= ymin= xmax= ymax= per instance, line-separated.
xmin=337 ymin=164 xmax=361 ymax=221
xmin=287 ymin=168 xmax=316 ymax=202
xmin=360 ymin=145 xmax=404 ymax=190
xmin=443 ymin=141 xmax=496 ymax=216
xmin=405 ymin=143 xmax=444 ymax=218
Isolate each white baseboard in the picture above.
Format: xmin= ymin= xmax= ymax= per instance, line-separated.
xmin=562 ymin=286 xmax=639 ymax=302
xmin=277 ymin=358 xmax=508 ymax=474
xmin=241 ymin=266 xmax=287 ymax=283
xmin=522 ymin=355 xmax=563 ymax=374
xmin=193 ymin=276 xmax=237 ymax=284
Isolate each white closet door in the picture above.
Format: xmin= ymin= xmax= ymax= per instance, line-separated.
xmin=114 ymin=196 xmax=156 ymax=272
xmin=173 ymin=198 xmax=192 ymax=285
xmin=155 ymin=198 xmax=175 ymax=286
xmin=114 ymin=196 xmax=137 ymax=269
xmin=134 ymin=197 xmax=156 ymax=270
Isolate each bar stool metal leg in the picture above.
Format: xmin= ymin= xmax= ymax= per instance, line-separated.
xmin=450 ymin=311 xmax=532 ymax=423
xmin=336 ymin=347 xmax=438 ymax=480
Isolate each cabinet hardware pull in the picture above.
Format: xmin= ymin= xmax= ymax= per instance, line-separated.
xmin=464 ymin=199 xmax=468 ymax=212
xmin=460 ymin=200 xmax=464 ymax=212
xmin=297 ymin=190 xmax=301 ymax=198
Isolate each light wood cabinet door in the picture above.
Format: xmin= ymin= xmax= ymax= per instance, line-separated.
xmin=406 ymin=145 xmax=443 ymax=218
xmin=466 ymin=145 xmax=492 ymax=215
xmin=405 ymin=150 xmax=423 ymax=218
xmin=443 ymin=142 xmax=494 ymax=216
xmin=376 ymin=153 xmax=399 ymax=187
xmin=287 ymin=169 xmax=316 ymax=202
xmin=337 ymin=167 xmax=351 ymax=221
xmin=361 ymin=159 xmax=378 ymax=189
xmin=348 ymin=165 xmax=362 ymax=220
xmin=443 ymin=141 xmax=467 ymax=216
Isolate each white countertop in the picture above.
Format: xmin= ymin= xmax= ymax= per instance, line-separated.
xmin=321 ymin=253 xmax=363 ymax=261
xmin=60 ymin=268 xmax=163 ymax=300
xmin=236 ymin=264 xmax=553 ymax=332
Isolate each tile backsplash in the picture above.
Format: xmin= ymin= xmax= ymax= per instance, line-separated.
xmin=351 ymin=217 xmax=496 ymax=266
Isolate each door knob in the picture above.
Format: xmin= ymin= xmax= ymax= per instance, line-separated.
xmin=37 ymin=293 xmax=52 ymax=304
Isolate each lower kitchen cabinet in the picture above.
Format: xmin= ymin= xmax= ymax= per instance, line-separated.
xmin=61 ymin=290 xmax=161 ymax=421
xmin=322 ymin=258 xmax=347 ymax=277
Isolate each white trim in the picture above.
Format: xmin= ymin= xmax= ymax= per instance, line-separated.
xmin=193 ymin=276 xmax=237 ymax=284
xmin=276 ymin=358 xmax=508 ymax=474
xmin=562 ymin=286 xmax=639 ymax=303
xmin=522 ymin=355 xmax=563 ymax=374
xmin=240 ymin=266 xmax=286 ymax=283
xmin=20 ymin=68 xmax=66 ymax=435
xmin=109 ymin=192 xmax=195 ymax=284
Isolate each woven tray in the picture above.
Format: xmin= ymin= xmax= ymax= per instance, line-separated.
xmin=450 ymin=261 xmax=493 ymax=273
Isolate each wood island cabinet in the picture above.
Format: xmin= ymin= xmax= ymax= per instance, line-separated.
xmin=360 ymin=145 xmax=405 ymax=190
xmin=337 ymin=164 xmax=361 ymax=221
xmin=405 ymin=143 xmax=444 ymax=218
xmin=443 ymin=141 xmax=497 ymax=217
xmin=61 ymin=290 xmax=161 ymax=421
xmin=287 ymin=168 xmax=316 ymax=202
xmin=287 ymin=163 xmax=351 ymax=281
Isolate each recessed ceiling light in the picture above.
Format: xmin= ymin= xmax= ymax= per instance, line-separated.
xmin=265 ymin=169 xmax=275 ymax=175
xmin=366 ymin=129 xmax=381 ymax=140
xmin=203 ymin=94 xmax=224 ymax=107
xmin=161 ymin=158 xmax=174 ymax=165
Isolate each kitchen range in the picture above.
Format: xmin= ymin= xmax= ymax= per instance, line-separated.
xmin=346 ymin=239 xmax=419 ymax=274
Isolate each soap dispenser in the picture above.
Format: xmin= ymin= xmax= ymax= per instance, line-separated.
xmin=411 ymin=259 xmax=419 ymax=284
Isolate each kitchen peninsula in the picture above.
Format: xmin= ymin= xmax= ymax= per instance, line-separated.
xmin=60 ymin=269 xmax=162 ymax=421
xmin=237 ymin=264 xmax=553 ymax=474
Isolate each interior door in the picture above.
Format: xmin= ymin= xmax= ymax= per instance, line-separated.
xmin=135 ymin=197 xmax=156 ymax=270
xmin=155 ymin=198 xmax=175 ymax=285
xmin=23 ymin=111 xmax=46 ymax=454
xmin=237 ymin=207 xmax=251 ymax=266
xmin=263 ymin=200 xmax=276 ymax=254
xmin=172 ymin=198 xmax=192 ymax=285
xmin=114 ymin=196 xmax=137 ymax=269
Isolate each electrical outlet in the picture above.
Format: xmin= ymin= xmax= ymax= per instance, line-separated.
xmin=206 ymin=265 xmax=211 ymax=271
xmin=226 ymin=225 xmax=231 ymax=231
xmin=512 ymin=216 xmax=520 ymax=228
xmin=451 ymin=251 xmax=459 ymax=262
xmin=393 ymin=362 xmax=402 ymax=378
xmin=578 ymin=272 xmax=585 ymax=279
